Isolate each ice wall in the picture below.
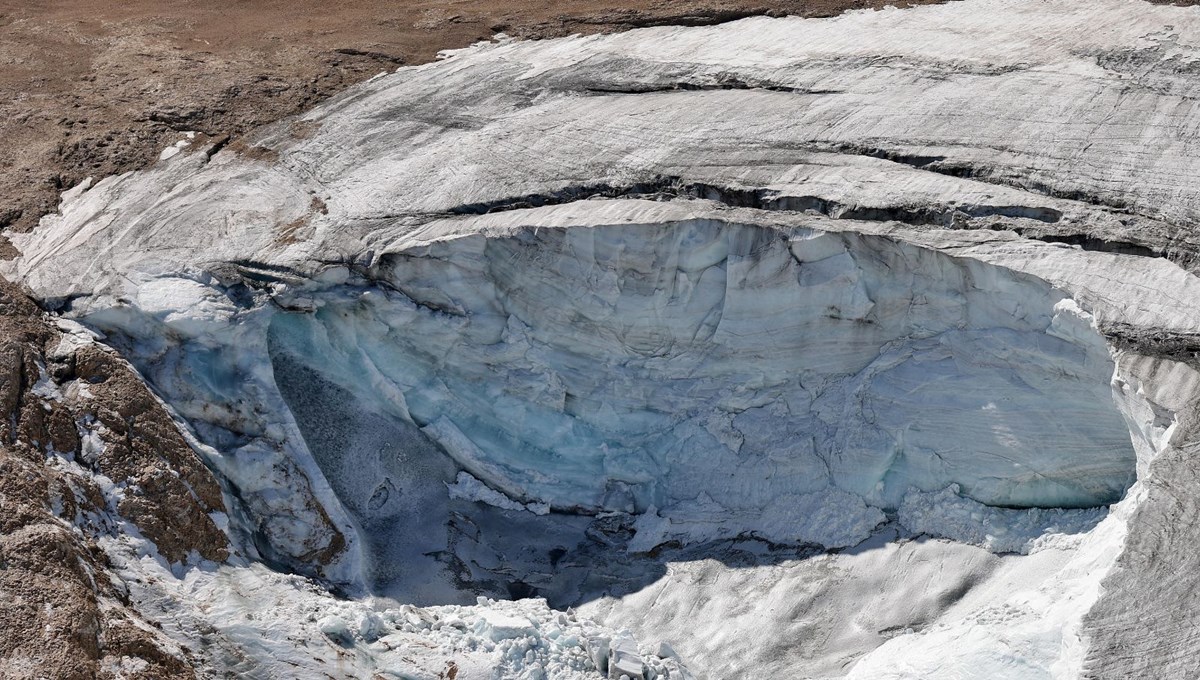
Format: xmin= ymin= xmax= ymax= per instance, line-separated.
xmin=265 ymin=221 xmax=1135 ymax=550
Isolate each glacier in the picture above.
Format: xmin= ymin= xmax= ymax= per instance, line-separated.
xmin=22 ymin=205 xmax=1153 ymax=586
xmin=7 ymin=0 xmax=1200 ymax=677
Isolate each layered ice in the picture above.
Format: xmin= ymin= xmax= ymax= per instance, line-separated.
xmin=898 ymin=485 xmax=1108 ymax=555
xmin=264 ymin=221 xmax=1135 ymax=553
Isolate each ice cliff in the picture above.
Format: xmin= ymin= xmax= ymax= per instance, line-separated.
xmin=8 ymin=0 xmax=1200 ymax=677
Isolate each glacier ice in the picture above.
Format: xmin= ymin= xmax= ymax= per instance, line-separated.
xmin=37 ymin=204 xmax=1151 ymax=597
xmin=264 ymin=222 xmax=1135 ymax=539
xmin=58 ymin=217 xmax=1145 ymax=582
xmin=897 ymin=485 xmax=1107 ymax=555
xmin=37 ymin=211 xmax=1154 ymax=650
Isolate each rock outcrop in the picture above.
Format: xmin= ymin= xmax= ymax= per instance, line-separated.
xmin=0 ymin=278 xmax=227 ymax=679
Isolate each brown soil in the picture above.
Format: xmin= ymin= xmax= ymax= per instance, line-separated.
xmin=0 ymin=0 xmax=953 ymax=243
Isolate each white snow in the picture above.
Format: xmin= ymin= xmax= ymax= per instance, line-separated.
xmin=158 ymin=138 xmax=191 ymax=161
xmin=845 ymin=484 xmax=1143 ymax=680
xmin=29 ymin=359 xmax=62 ymax=401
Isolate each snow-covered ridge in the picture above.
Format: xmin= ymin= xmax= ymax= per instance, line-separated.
xmin=8 ymin=0 xmax=1200 ymax=677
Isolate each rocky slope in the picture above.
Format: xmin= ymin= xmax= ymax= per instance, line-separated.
xmin=0 ymin=278 xmax=227 ymax=678
xmin=8 ymin=0 xmax=1200 ymax=678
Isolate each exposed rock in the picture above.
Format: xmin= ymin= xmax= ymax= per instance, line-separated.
xmin=0 ymin=278 xmax=228 ymax=678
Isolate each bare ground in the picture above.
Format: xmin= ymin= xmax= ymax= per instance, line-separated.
xmin=0 ymin=278 xmax=228 ymax=679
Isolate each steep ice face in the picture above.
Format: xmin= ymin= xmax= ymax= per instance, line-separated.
xmin=264 ymin=221 xmax=1135 ymax=552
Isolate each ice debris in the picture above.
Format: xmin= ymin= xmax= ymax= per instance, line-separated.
xmin=314 ymin=596 xmax=691 ymax=680
xmin=898 ymin=485 xmax=1109 ymax=554
xmin=447 ymin=471 xmax=552 ymax=515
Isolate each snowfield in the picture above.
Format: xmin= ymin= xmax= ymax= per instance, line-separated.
xmin=8 ymin=0 xmax=1200 ymax=677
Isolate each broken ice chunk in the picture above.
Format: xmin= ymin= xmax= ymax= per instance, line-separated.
xmin=474 ymin=609 xmax=536 ymax=642
xmin=608 ymin=632 xmax=645 ymax=680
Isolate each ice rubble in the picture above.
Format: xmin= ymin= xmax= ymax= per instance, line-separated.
xmin=95 ymin=515 xmax=686 ymax=680
xmin=309 ymin=595 xmax=691 ymax=680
